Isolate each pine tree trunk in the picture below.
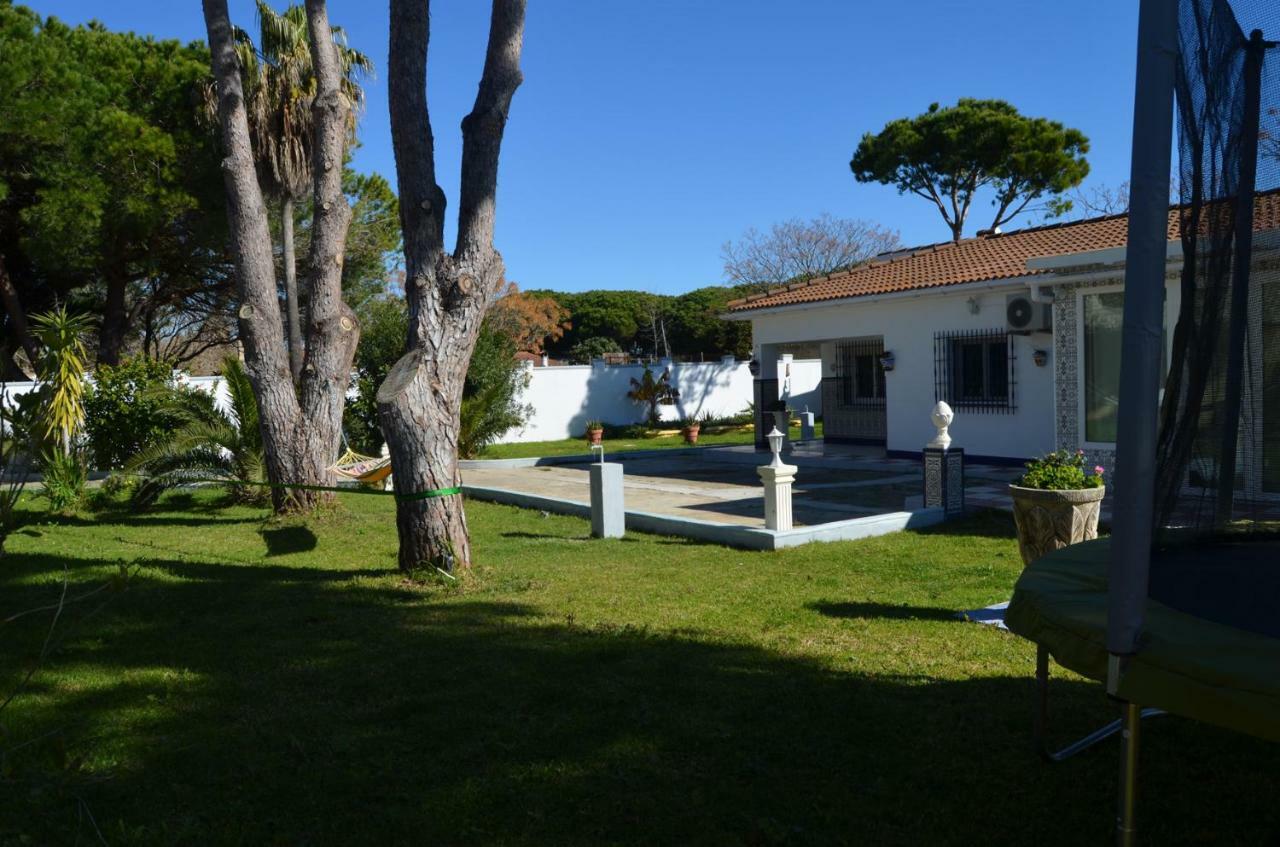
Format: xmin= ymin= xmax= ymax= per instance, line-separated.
xmin=0 ymin=255 xmax=39 ymax=373
xmin=281 ymin=195 xmax=304 ymax=383
xmin=97 ymin=268 xmax=128 ymax=366
xmin=383 ymin=0 xmax=525 ymax=571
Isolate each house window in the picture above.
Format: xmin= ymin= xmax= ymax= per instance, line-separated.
xmin=835 ymin=339 xmax=885 ymax=407
xmin=1264 ymin=283 xmax=1280 ymax=493
xmin=1082 ymin=291 xmax=1125 ymax=443
xmin=933 ymin=330 xmax=1015 ymax=413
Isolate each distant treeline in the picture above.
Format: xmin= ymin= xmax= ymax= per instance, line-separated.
xmin=526 ymin=286 xmax=754 ymax=363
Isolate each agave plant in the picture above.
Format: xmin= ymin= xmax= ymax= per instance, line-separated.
xmin=125 ymin=357 xmax=266 ymax=506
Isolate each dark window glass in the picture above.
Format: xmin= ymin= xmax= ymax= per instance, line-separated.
xmin=854 ymin=354 xmax=876 ymax=398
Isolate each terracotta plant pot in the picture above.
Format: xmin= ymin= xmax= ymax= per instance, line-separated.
xmin=587 ymin=428 xmax=603 ymax=446
xmin=682 ymin=425 xmax=700 ymax=445
xmin=1008 ymin=484 xmax=1106 ymax=566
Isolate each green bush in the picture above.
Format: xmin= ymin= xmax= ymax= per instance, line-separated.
xmin=1017 ymin=449 xmax=1105 ymax=490
xmin=345 ymin=298 xmax=408 ymax=454
xmin=567 ymin=336 xmax=622 ymax=364
xmin=84 ymin=356 xmax=182 ymax=470
xmin=41 ymin=448 xmax=87 ymax=512
xmin=460 ymin=325 xmax=531 ymax=458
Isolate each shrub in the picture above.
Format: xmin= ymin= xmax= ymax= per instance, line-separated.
xmin=83 ymin=356 xmax=182 ymax=470
xmin=345 ymin=297 xmax=408 ymax=454
xmin=41 ymin=448 xmax=87 ymax=512
xmin=459 ymin=325 xmax=531 ymax=458
xmin=1017 ymin=449 xmax=1105 ymax=490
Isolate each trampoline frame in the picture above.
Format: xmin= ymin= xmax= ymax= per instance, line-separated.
xmin=1032 ymin=646 xmax=1165 ymax=763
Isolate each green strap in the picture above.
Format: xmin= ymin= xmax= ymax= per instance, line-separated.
xmin=122 ymin=473 xmax=462 ymax=503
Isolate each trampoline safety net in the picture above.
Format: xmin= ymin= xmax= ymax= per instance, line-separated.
xmin=1147 ymin=0 xmax=1280 ymax=637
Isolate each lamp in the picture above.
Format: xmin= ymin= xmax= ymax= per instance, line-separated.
xmin=1033 ymin=349 xmax=1049 ymax=367
xmin=879 ymin=351 xmax=895 ymax=372
xmin=767 ymin=427 xmax=785 ymax=467
xmin=748 ymin=358 xmax=761 ymax=377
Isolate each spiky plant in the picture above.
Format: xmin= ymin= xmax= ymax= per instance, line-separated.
xmin=125 ymin=357 xmax=266 ymax=506
xmin=29 ymin=306 xmax=93 ymax=457
xmin=626 ymin=367 xmax=679 ymax=428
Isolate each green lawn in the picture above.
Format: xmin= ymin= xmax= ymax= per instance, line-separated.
xmin=479 ymin=421 xmax=822 ymax=460
xmin=1 ymin=491 xmax=1276 ymax=845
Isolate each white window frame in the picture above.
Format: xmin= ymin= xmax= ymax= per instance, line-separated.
xmin=1076 ymin=282 xmax=1178 ymax=450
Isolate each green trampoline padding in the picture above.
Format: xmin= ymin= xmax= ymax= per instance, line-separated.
xmin=1005 ymin=538 xmax=1280 ymax=743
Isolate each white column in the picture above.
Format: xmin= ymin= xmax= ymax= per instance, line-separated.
xmin=589 ymin=462 xmax=625 ymax=538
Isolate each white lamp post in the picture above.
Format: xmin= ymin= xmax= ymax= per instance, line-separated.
xmin=758 ymin=427 xmax=797 ymax=530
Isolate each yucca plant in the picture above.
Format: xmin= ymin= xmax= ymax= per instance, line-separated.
xmin=29 ymin=306 xmax=93 ymax=457
xmin=626 ymin=366 xmax=679 ymax=428
xmin=125 ymin=357 xmax=266 ymax=506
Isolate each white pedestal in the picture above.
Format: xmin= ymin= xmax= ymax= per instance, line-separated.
xmin=589 ymin=462 xmax=625 ymax=538
xmin=799 ymin=411 xmax=815 ymax=441
xmin=757 ymin=463 xmax=797 ymax=531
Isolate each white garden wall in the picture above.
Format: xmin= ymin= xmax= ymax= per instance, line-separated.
xmin=509 ymin=359 xmax=822 ymax=443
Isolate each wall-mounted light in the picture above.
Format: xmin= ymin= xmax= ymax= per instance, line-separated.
xmin=879 ymin=351 xmax=895 ymax=372
xmin=748 ymin=358 xmax=761 ymax=377
xmin=1033 ymin=349 xmax=1049 ymax=367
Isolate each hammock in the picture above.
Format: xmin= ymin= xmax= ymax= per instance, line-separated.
xmin=328 ymin=446 xmax=393 ymax=487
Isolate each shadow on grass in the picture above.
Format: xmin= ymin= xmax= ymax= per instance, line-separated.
xmin=261 ymin=525 xmax=319 ymax=557
xmin=1 ymin=549 xmax=1277 ymax=845
xmin=807 ymin=600 xmax=960 ymax=622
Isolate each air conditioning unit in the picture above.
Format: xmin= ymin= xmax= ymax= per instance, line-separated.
xmin=1006 ymin=293 xmax=1052 ymax=334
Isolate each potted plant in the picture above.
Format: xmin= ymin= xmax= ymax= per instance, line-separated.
xmin=681 ymin=414 xmax=703 ymax=445
xmin=1009 ymin=449 xmax=1106 ymax=566
xmin=584 ymin=419 xmax=604 ymax=446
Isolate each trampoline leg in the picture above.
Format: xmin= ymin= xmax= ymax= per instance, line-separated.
xmin=1116 ymin=701 xmax=1141 ymax=847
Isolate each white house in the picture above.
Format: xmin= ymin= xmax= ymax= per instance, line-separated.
xmin=726 ymin=194 xmax=1280 ymax=472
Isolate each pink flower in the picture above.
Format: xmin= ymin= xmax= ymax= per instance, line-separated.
xmin=1094 ymin=465 xmax=1105 ymax=476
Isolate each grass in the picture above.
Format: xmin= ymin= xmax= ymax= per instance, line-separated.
xmin=1 ymin=491 xmax=1277 ymax=845
xmin=479 ymin=420 xmax=823 ymax=460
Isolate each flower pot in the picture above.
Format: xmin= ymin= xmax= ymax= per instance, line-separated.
xmin=587 ymin=428 xmax=603 ymax=446
xmin=682 ymin=426 xmax=700 ymax=445
xmin=1008 ymin=484 xmax=1106 ymax=566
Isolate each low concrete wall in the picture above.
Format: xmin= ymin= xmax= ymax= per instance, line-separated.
xmin=509 ymin=359 xmax=822 ymax=443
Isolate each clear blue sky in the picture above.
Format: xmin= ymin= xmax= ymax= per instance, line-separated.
xmin=34 ymin=1 xmax=1140 ymax=294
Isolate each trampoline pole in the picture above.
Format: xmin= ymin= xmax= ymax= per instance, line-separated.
xmin=1116 ymin=702 xmax=1142 ymax=847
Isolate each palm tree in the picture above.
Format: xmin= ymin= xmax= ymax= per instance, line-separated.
xmin=125 ymin=357 xmax=266 ymax=506
xmin=231 ymin=1 xmax=372 ymax=382
xmin=626 ymin=366 xmax=679 ymax=428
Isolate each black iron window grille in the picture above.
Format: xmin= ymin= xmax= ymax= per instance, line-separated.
xmin=833 ymin=339 xmax=886 ymax=408
xmin=934 ymin=329 xmax=1016 ymax=413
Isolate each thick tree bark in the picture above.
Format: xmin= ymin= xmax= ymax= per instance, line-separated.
xmin=281 ymin=195 xmax=304 ymax=383
xmin=97 ymin=266 xmax=129 ymax=366
xmin=0 ymin=254 xmax=39 ymax=372
xmin=203 ymin=0 xmax=360 ymax=513
xmin=381 ymin=0 xmax=524 ymax=572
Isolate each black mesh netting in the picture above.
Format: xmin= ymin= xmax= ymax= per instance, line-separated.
xmin=1147 ymin=0 xmax=1279 ymax=635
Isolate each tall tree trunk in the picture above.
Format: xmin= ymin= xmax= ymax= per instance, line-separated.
xmin=281 ymin=194 xmax=304 ymax=383
xmin=381 ymin=0 xmax=525 ymax=572
xmin=203 ymin=0 xmax=360 ymax=513
xmin=98 ymin=267 xmax=129 ymax=366
xmin=0 ymin=254 xmax=39 ymax=373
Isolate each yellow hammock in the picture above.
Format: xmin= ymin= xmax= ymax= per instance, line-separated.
xmin=329 ymin=447 xmax=393 ymax=487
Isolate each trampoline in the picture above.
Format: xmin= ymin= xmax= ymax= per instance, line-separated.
xmin=1004 ymin=0 xmax=1280 ymax=842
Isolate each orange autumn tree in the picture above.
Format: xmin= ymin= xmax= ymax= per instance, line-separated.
xmin=486 ymin=283 xmax=570 ymax=354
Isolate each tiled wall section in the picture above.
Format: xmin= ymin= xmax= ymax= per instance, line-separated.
xmin=1053 ymin=277 xmax=1122 ymax=473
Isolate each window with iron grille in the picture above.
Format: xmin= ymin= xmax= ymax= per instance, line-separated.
xmin=835 ymin=339 xmax=885 ymax=407
xmin=933 ymin=329 xmax=1015 ymax=413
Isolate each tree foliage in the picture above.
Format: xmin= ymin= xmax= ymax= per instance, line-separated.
xmin=850 ymin=98 xmax=1090 ymax=241
xmin=485 ymin=283 xmax=570 ymax=354
xmin=721 ymin=214 xmax=901 ymax=292
xmin=459 ymin=326 xmax=530 ymax=458
xmin=0 ymin=3 xmax=228 ymax=368
xmin=83 ymin=356 xmax=182 ymax=470
xmin=566 ymin=336 xmax=622 ymax=364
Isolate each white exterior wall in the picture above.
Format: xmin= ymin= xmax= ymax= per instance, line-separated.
xmin=509 ymin=359 xmax=822 ymax=443
xmin=749 ymin=284 xmax=1057 ymax=461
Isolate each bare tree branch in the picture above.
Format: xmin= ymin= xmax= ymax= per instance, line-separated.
xmin=721 ymin=214 xmax=902 ymax=292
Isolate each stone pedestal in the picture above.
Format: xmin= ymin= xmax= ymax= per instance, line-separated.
xmin=589 ymin=462 xmax=625 ymax=538
xmin=757 ymin=462 xmax=797 ymax=531
xmin=799 ymin=410 xmax=815 ymax=441
xmin=923 ymin=447 xmax=964 ymax=516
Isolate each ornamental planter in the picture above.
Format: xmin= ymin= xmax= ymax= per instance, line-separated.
xmin=586 ymin=427 xmax=603 ymax=446
xmin=682 ymin=424 xmax=701 ymax=445
xmin=1008 ymin=484 xmax=1106 ymax=566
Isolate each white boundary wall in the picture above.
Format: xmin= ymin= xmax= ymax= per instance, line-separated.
xmin=509 ymin=359 xmax=822 ymax=443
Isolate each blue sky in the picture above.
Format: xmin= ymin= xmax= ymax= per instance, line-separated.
xmin=34 ymin=1 xmax=1140 ymax=294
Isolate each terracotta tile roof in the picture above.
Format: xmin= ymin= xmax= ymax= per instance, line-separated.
xmin=726 ymin=192 xmax=1280 ymax=313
